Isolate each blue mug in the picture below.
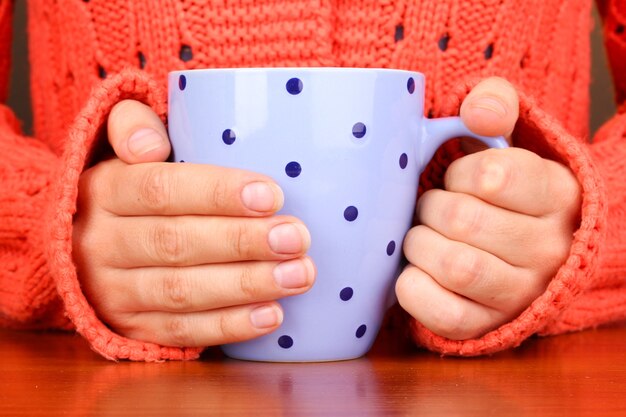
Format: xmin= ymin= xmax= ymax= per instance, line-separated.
xmin=168 ymin=68 xmax=507 ymax=362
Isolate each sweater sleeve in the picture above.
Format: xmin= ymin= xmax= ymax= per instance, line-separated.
xmin=0 ymin=0 xmax=203 ymax=360
xmin=0 ymin=0 xmax=71 ymax=331
xmin=540 ymin=0 xmax=626 ymax=333
xmin=47 ymin=69 xmax=204 ymax=361
xmin=407 ymin=3 xmax=626 ymax=355
xmin=0 ymin=103 xmax=73 ymax=330
xmin=407 ymin=79 xmax=608 ymax=356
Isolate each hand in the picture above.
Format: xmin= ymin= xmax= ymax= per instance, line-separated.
xmin=73 ymin=100 xmax=315 ymax=347
xmin=395 ymin=77 xmax=581 ymax=340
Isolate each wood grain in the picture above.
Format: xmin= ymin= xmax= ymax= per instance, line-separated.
xmin=2 ymin=323 xmax=626 ymax=416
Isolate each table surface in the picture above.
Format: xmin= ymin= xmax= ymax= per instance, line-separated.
xmin=2 ymin=323 xmax=626 ymax=417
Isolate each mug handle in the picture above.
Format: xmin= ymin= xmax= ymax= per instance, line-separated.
xmin=418 ymin=116 xmax=509 ymax=171
xmin=384 ymin=116 xmax=509 ymax=310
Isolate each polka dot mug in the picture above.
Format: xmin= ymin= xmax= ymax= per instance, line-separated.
xmin=167 ymin=68 xmax=508 ymax=362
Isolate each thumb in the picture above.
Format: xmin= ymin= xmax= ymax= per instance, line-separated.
xmin=460 ymin=77 xmax=519 ymax=145
xmin=107 ymin=99 xmax=171 ymax=164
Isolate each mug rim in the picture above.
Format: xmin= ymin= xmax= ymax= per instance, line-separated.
xmin=169 ymin=67 xmax=425 ymax=80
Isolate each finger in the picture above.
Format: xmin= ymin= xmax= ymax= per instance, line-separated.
xmin=416 ymin=189 xmax=569 ymax=267
xmin=107 ymin=100 xmax=171 ymax=163
xmin=109 ymin=257 xmax=316 ymax=313
xmin=444 ymin=147 xmax=581 ymax=217
xmin=403 ymin=225 xmax=542 ymax=311
xmin=116 ymin=302 xmax=284 ymax=347
xmin=100 ymin=215 xmax=311 ymax=267
xmin=460 ymin=77 xmax=519 ymax=141
xmin=395 ymin=265 xmax=506 ymax=340
xmin=85 ymin=159 xmax=284 ymax=216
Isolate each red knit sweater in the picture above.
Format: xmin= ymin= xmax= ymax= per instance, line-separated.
xmin=1 ymin=0 xmax=625 ymax=361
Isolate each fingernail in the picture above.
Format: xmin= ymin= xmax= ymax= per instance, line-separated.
xmin=250 ymin=305 xmax=283 ymax=329
xmin=273 ymin=258 xmax=314 ymax=289
xmin=128 ymin=128 xmax=166 ymax=156
xmin=241 ymin=182 xmax=284 ymax=212
xmin=470 ymin=96 xmax=507 ymax=117
xmin=268 ymin=223 xmax=311 ymax=255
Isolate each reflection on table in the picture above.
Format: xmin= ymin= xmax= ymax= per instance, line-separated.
xmin=2 ymin=321 xmax=626 ymax=416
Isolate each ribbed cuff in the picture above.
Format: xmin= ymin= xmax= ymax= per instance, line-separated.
xmin=46 ymin=68 xmax=203 ymax=361
xmin=407 ymin=78 xmax=607 ymax=356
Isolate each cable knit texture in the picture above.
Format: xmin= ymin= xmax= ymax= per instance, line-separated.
xmin=0 ymin=0 xmax=625 ymax=361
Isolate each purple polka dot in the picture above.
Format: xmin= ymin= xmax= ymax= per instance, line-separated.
xmin=356 ymin=324 xmax=367 ymax=338
xmin=178 ymin=74 xmax=187 ymax=90
xmin=407 ymin=77 xmax=415 ymax=94
xmin=399 ymin=153 xmax=408 ymax=169
xmin=352 ymin=122 xmax=366 ymax=139
xmin=285 ymin=161 xmax=302 ymax=178
xmin=340 ymin=287 xmax=353 ymax=301
xmin=278 ymin=335 xmax=293 ymax=349
xmin=222 ymin=129 xmax=236 ymax=145
xmin=179 ymin=160 xmax=185 ymax=163
xmin=286 ymin=78 xmax=303 ymax=95
xmin=344 ymin=206 xmax=358 ymax=222
xmin=386 ymin=241 xmax=396 ymax=256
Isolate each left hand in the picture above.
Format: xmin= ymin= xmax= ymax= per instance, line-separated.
xmin=396 ymin=77 xmax=582 ymax=340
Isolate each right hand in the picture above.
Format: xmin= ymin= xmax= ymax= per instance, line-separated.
xmin=73 ymin=100 xmax=316 ymax=347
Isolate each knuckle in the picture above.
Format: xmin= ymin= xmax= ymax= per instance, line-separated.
xmin=165 ymin=315 xmax=195 ymax=347
xmin=139 ymin=166 xmax=173 ymax=211
xmin=149 ymin=220 xmax=188 ymax=264
xmin=237 ymin=264 xmax=262 ymax=300
xmin=216 ymin=313 xmax=238 ymax=343
xmin=442 ymin=249 xmax=483 ymax=291
xmin=208 ymin=175 xmax=231 ymax=211
xmin=476 ymin=153 xmax=511 ymax=195
xmin=446 ymin=197 xmax=482 ymax=239
xmin=225 ymin=221 xmax=255 ymax=259
xmin=159 ymin=269 xmax=193 ymax=311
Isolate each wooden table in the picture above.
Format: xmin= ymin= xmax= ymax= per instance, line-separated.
xmin=2 ymin=323 xmax=626 ymax=416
